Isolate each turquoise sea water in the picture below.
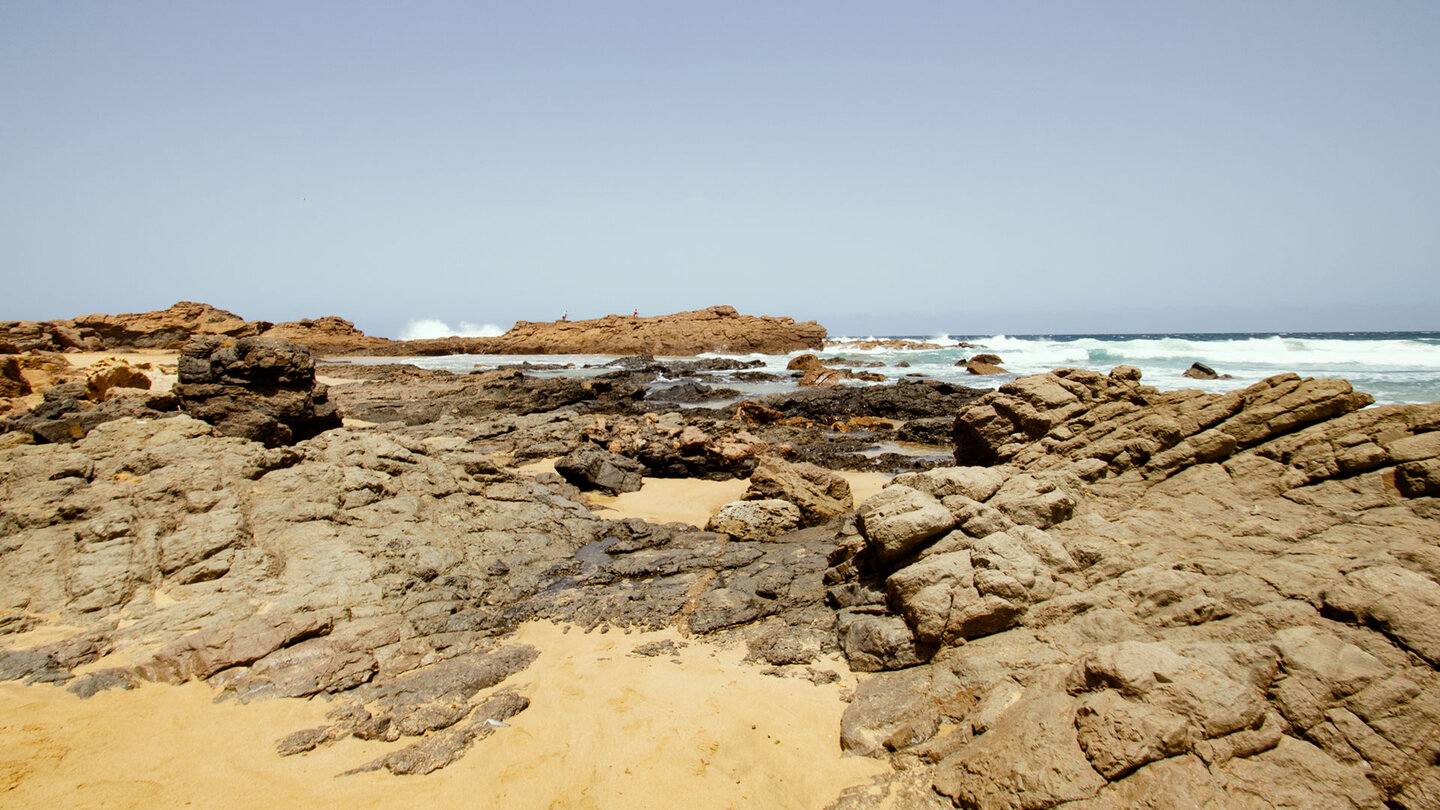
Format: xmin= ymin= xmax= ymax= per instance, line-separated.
xmin=345 ymin=331 xmax=1440 ymax=406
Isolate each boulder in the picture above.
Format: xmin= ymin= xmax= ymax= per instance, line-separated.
xmin=1183 ymin=362 xmax=1222 ymax=380
xmin=788 ymin=354 xmax=853 ymax=387
xmin=743 ymin=456 xmax=853 ymax=526
xmin=857 ymin=485 xmax=956 ymax=563
xmin=554 ymin=446 xmax=646 ymax=493
xmin=84 ymin=360 xmax=152 ymax=401
xmin=175 ymin=336 xmax=342 ymax=447
xmin=706 ymin=499 xmax=801 ymax=541
xmin=964 ymin=354 xmax=1008 ymax=375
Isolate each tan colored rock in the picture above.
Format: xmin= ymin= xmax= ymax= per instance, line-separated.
xmin=932 ymin=690 xmax=1106 ymax=808
xmin=857 ymin=485 xmax=956 ymax=563
xmin=74 ymin=301 xmax=266 ymax=349
xmin=406 ymin=306 xmax=824 ymax=356
xmin=743 ymin=456 xmax=853 ymax=526
xmin=261 ymin=316 xmax=391 ymax=355
xmin=84 ymin=359 xmax=152 ymax=401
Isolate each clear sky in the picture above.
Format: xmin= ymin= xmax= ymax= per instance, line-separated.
xmin=3 ymin=1 xmax=1437 ymax=337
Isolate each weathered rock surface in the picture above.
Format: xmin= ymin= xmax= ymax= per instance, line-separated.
xmin=450 ymin=306 xmax=824 ymax=356
xmin=175 ymin=336 xmax=342 ymax=446
xmin=707 ymin=499 xmax=802 ymax=540
xmin=7 ymin=354 xmax=1440 ymax=805
xmin=743 ymin=456 xmax=853 ymax=526
xmin=261 ymin=316 xmax=392 ymax=355
xmin=1 ymin=302 xmax=266 ymax=352
xmin=554 ymin=446 xmax=646 ymax=493
xmin=1 ymin=360 xmax=178 ymax=443
xmin=822 ymin=366 xmax=1440 ymax=807
xmin=788 ymin=354 xmax=884 ymax=387
xmin=0 ymin=414 xmax=851 ymax=776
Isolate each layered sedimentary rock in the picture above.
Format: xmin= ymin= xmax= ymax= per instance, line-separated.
xmin=826 ymin=367 xmax=1440 ymax=808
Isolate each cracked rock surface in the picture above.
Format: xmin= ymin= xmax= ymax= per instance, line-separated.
xmin=826 ymin=369 xmax=1440 ymax=808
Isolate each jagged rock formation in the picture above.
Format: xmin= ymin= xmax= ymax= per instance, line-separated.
xmin=825 ymin=368 xmax=1440 ymax=807
xmin=1 ymin=358 xmax=176 ymax=442
xmin=325 ymin=366 xmax=966 ymax=476
xmin=0 ymin=415 xmax=848 ymax=775
xmin=788 ymin=354 xmax=886 ymax=386
xmin=176 ymin=336 xmax=341 ymax=446
xmin=0 ymin=302 xmax=267 ymax=352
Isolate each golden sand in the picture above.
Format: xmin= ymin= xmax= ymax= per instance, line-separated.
xmin=0 ymin=622 xmax=884 ymax=809
xmin=558 ymin=468 xmax=890 ymax=529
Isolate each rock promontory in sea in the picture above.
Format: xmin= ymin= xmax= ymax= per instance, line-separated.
xmin=377 ymin=305 xmax=826 ymax=356
xmin=1 ymin=302 xmax=826 ymax=357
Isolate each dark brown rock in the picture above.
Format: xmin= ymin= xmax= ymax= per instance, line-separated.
xmin=176 ymin=336 xmax=342 ymax=446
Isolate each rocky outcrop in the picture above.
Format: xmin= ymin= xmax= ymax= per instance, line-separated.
xmin=458 ymin=306 xmax=825 ymax=356
xmin=1 ymin=358 xmax=176 ymax=442
xmin=554 ymin=446 xmax=646 ymax=493
xmin=260 ymin=317 xmax=391 ymax=355
xmin=5 ymin=304 xmax=827 ymax=358
xmin=952 ymin=367 xmax=1375 ymax=476
xmin=175 ymin=336 xmax=341 ymax=446
xmin=707 ymin=499 xmax=802 ymax=541
xmin=743 ymin=456 xmax=853 ymax=526
xmin=0 ymin=415 xmax=848 ymax=775
xmin=821 ymin=367 xmax=1440 ymax=807
xmin=0 ymin=302 xmax=266 ymax=353
xmin=962 ymin=354 xmax=1008 ymax=375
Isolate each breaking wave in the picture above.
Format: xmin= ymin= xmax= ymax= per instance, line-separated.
xmin=399 ymin=319 xmax=504 ymax=340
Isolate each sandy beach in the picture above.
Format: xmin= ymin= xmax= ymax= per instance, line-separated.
xmin=0 ymin=622 xmax=884 ymax=809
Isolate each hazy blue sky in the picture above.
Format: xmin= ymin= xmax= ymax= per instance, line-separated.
xmin=3 ymin=1 xmax=1437 ymax=337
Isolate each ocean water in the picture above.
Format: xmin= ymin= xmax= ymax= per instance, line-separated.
xmin=347 ymin=332 xmax=1440 ymax=406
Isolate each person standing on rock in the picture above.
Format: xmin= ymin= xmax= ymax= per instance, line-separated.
xmin=561 ymin=311 xmax=568 ymax=321
xmin=633 ymin=308 xmax=638 ymax=317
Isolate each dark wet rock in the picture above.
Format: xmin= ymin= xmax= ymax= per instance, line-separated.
xmin=176 ymin=336 xmax=341 ymax=446
xmin=329 ymin=366 xmax=648 ymax=426
xmin=647 ymin=381 xmax=742 ymax=403
xmin=895 ymin=417 xmax=952 ymax=446
xmin=755 ymin=379 xmax=986 ymax=424
xmin=555 ymin=446 xmax=646 ymax=493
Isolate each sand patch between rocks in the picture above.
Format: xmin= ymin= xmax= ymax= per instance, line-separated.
xmin=583 ymin=471 xmax=890 ymax=529
xmin=0 ymin=621 xmax=883 ymax=809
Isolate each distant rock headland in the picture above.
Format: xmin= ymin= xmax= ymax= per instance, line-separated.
xmin=0 ymin=303 xmax=825 ymax=357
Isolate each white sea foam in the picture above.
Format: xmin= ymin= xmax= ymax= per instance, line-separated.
xmin=365 ymin=332 xmax=1440 ymax=406
xmin=399 ymin=319 xmax=505 ymax=340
